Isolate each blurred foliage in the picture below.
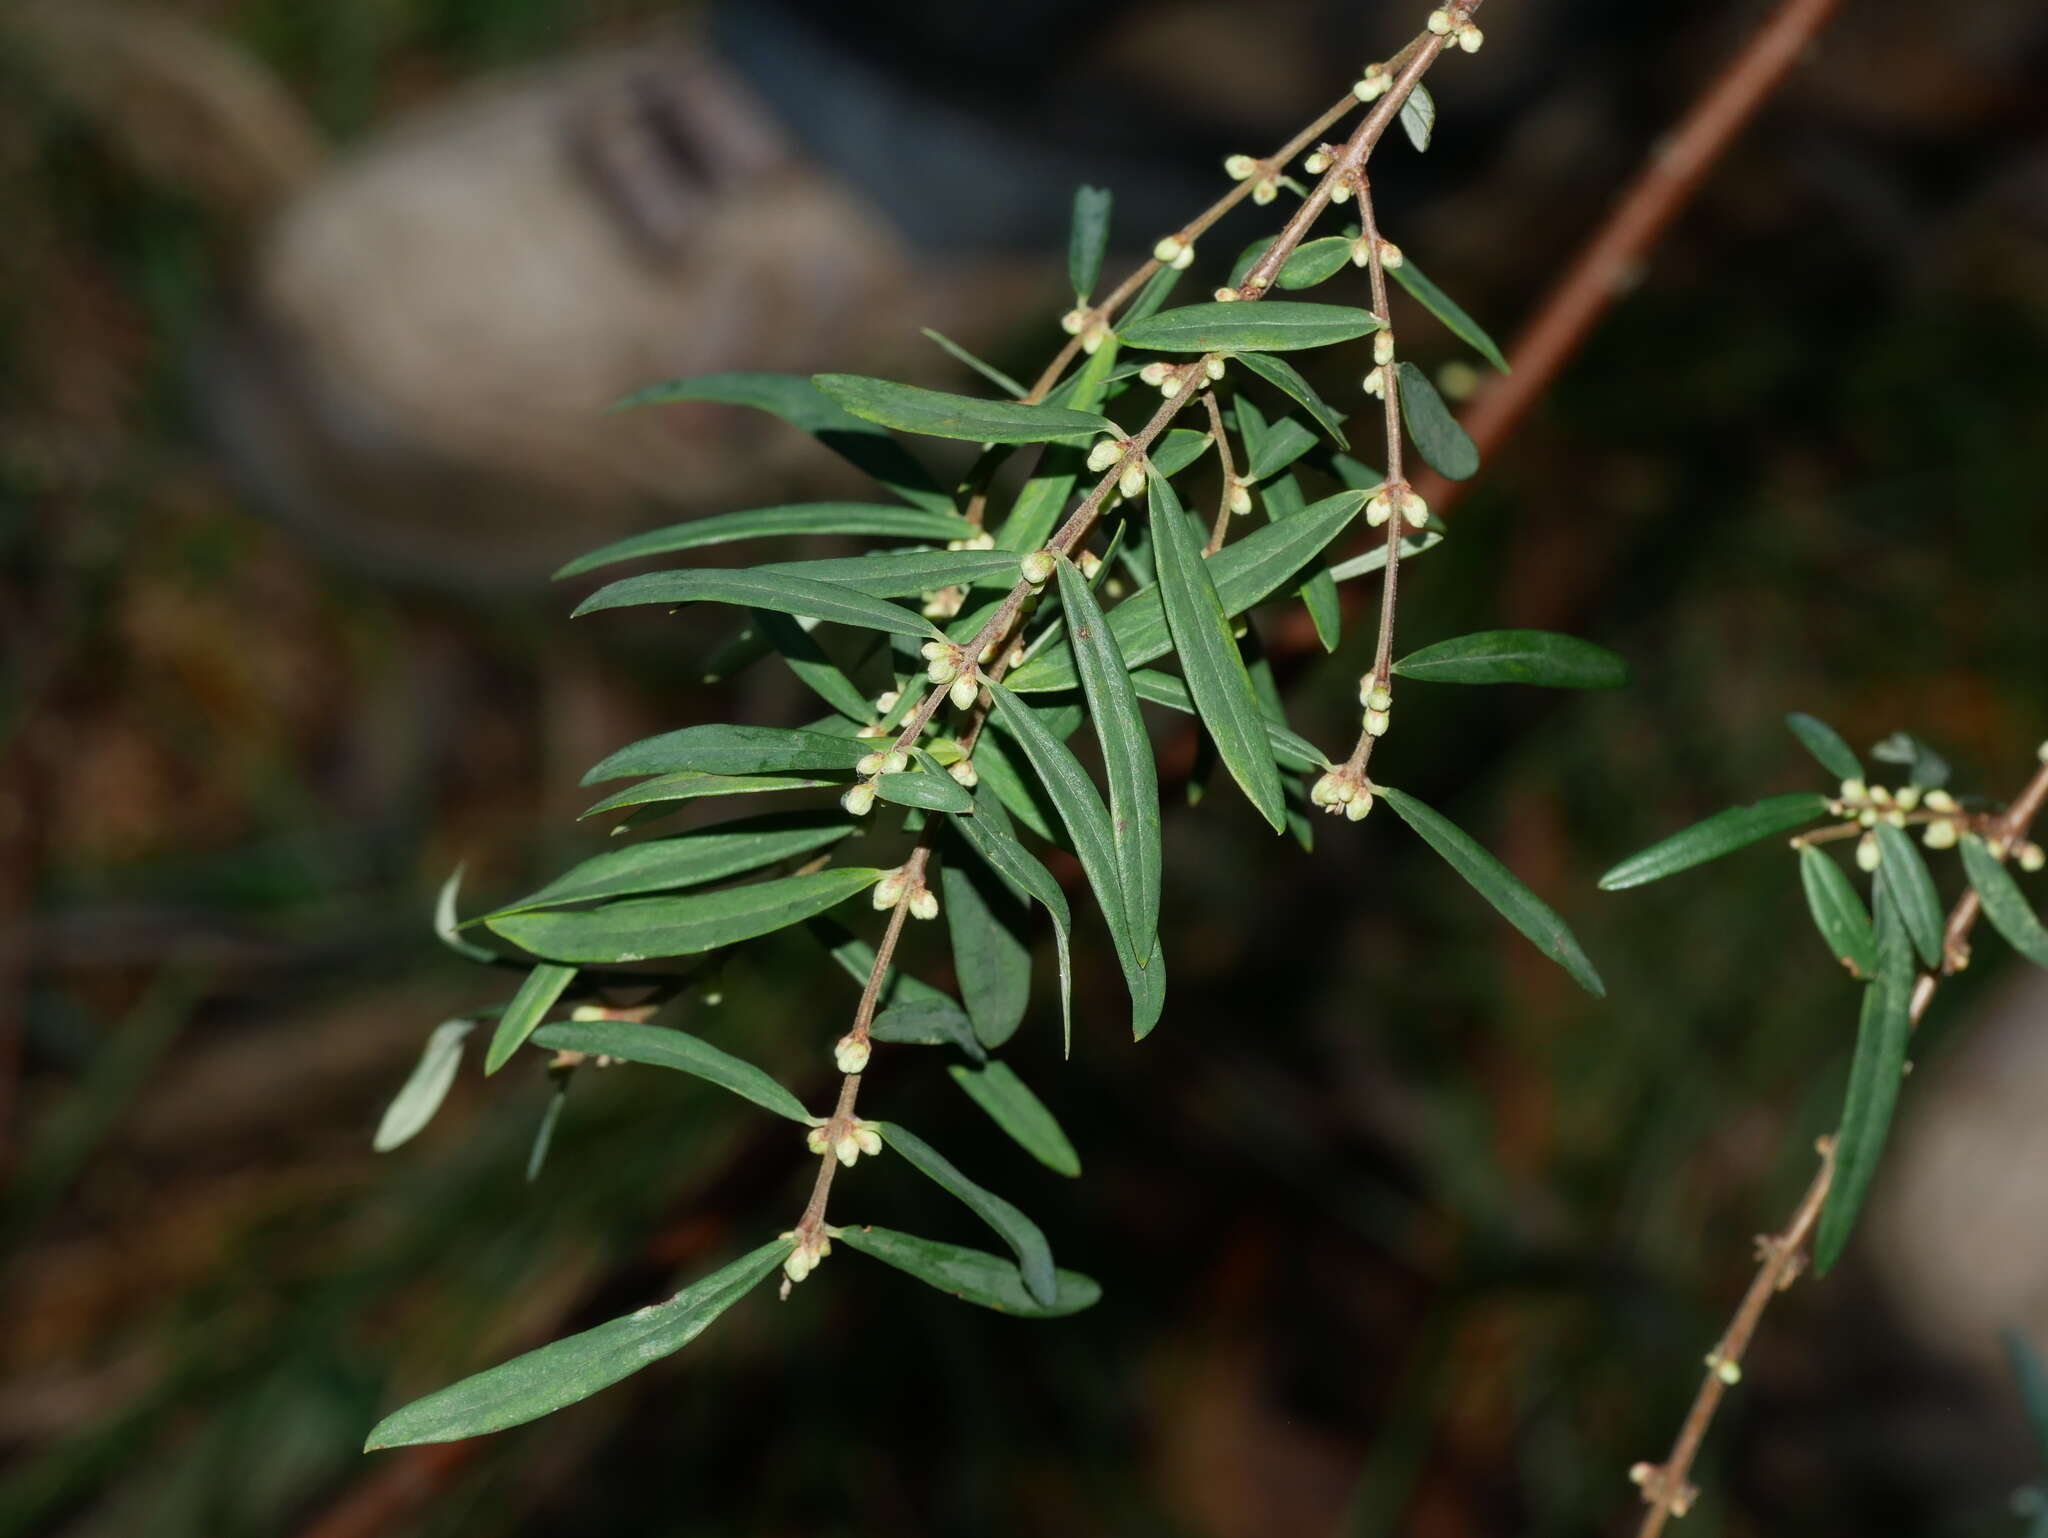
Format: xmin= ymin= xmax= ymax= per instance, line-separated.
xmin=3 ymin=1 xmax=2047 ymax=1536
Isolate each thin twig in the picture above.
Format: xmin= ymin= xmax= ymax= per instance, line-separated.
xmin=1201 ymin=391 xmax=1237 ymax=556
xmin=1629 ymin=753 xmax=2048 ymax=1535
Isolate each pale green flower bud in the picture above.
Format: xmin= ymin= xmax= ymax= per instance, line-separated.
xmin=949 ymin=672 xmax=980 ymax=712
xmin=1352 ymin=70 xmax=1390 ymax=103
xmin=842 ymin=783 xmax=876 ymax=817
xmin=784 ymin=1245 xmax=816 ymax=1282
xmin=1021 ymin=549 xmax=1056 ymax=586
xmin=1060 ymin=307 xmax=1089 ymax=336
xmin=852 ymin=1121 xmax=883 ymax=1158
xmin=1076 ymin=550 xmax=1103 ymax=580
xmin=1869 ymin=785 xmax=1893 ymax=806
xmin=1087 ymin=437 xmax=1124 ymax=473
xmin=1224 ymin=153 xmax=1258 ymax=181
xmin=909 ymin=889 xmax=940 ymax=922
xmin=927 ymin=655 xmax=960 ymax=686
xmin=1894 ymin=785 xmax=1921 ymax=811
xmin=948 ymin=758 xmax=979 ymax=788
xmin=1344 ymin=789 xmax=1375 ymax=821
xmin=1362 ymin=366 xmax=1387 ymax=398
xmin=1119 ymin=461 xmax=1148 ymax=500
xmin=1204 ymin=356 xmax=1227 ymax=381
xmin=1228 ymin=480 xmax=1253 ymax=517
xmin=856 ymin=751 xmax=889 ymax=776
xmin=1365 ymin=683 xmax=1393 ymax=711
xmin=874 ymin=689 xmax=901 ymax=714
xmin=1401 ymin=491 xmax=1430 ymax=529
xmin=1374 ymin=331 xmax=1396 ymax=366
xmin=1366 ymin=491 xmax=1393 ymax=527
xmin=1923 ymin=819 xmax=1958 ymax=850
xmin=1303 ymin=149 xmax=1332 ymax=174
xmin=1138 ymin=362 xmax=1172 ymax=387
xmin=1923 ymin=788 xmax=1957 ymax=812
xmin=832 ymin=1131 xmax=863 ymax=1168
xmin=1329 ymin=178 xmax=1354 ymax=205
xmin=1212 ymin=287 xmax=1240 ymax=303
xmin=1856 ymin=831 xmax=1881 ymax=871
xmin=1080 ymin=320 xmax=1110 ymax=354
xmin=834 ymin=1034 xmax=871 ymax=1074
xmin=855 ymin=724 xmax=886 ymax=738
xmin=1839 ymin=778 xmax=1867 ymax=801
xmin=805 ymin=1125 xmax=831 ymax=1155
xmin=873 ymin=871 xmax=908 ymax=910
xmin=1364 ymin=708 xmax=1390 ymax=737
xmin=2021 ymin=843 xmax=2045 ymax=873
xmin=1376 ymin=239 xmax=1404 ymax=270
xmin=1252 ymin=179 xmax=1279 ymax=206
xmin=1427 ymin=9 xmax=1454 ymax=34
xmin=1350 ymin=235 xmax=1373 ymax=269
xmin=1456 ymin=22 xmax=1484 ymax=52
xmin=1310 ymin=772 xmax=1342 ymax=807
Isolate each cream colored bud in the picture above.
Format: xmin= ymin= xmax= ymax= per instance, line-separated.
xmin=1060 ymin=307 xmax=1089 ymax=336
xmin=1350 ymin=235 xmax=1374 ymax=269
xmin=1427 ymin=9 xmax=1453 ymax=34
xmin=1374 ymin=331 xmax=1396 ymax=366
xmin=1224 ymin=153 xmax=1258 ymax=181
xmin=909 ymin=889 xmax=940 ymax=922
xmin=1856 ymin=832 xmax=1881 ymax=871
xmin=874 ymin=689 xmax=901 ymax=714
xmin=1366 ymin=492 xmax=1393 ymax=527
xmin=1310 ymin=772 xmax=1342 ymax=807
xmin=1869 ymin=785 xmax=1893 ymax=806
xmin=1345 ymin=789 xmax=1375 ymax=821
xmin=1456 ymin=22 xmax=1484 ymax=52
xmin=948 ymin=758 xmax=979 ymax=788
xmin=966 ymin=531 xmax=995 ymax=551
xmin=1076 ymin=550 xmax=1103 ymax=580
xmin=1362 ymin=366 xmax=1387 ymax=398
xmin=1708 ymin=1354 xmax=1741 ymax=1387
xmin=919 ymin=640 xmax=946 ymax=660
xmin=1885 ymin=809 xmax=1907 ymax=828
xmin=1020 ymin=549 xmax=1056 ymax=586
xmin=833 ymin=1034 xmax=871 ymax=1075
xmin=1080 ymin=321 xmax=1109 ymax=355
xmin=1119 ymin=461 xmax=1148 ymax=500
xmin=1377 ymin=239 xmax=1404 ymax=270
xmin=841 ymin=783 xmax=876 ymax=817
xmin=1329 ymin=178 xmax=1354 ymax=205
xmin=784 ymin=1246 xmax=815 ymax=1283
xmin=949 ymin=672 xmax=980 ymax=712
xmin=980 ymin=639 xmax=1002 ymax=665
xmin=805 ymin=1125 xmax=831 ymax=1155
xmin=1857 ymin=808 xmax=1878 ymax=828
xmin=1088 ymin=436 xmax=1123 ymax=472
xmin=1840 ymin=778 xmax=1867 ymax=801
xmin=1138 ymin=361 xmax=1172 ymax=387
xmin=1924 ymin=788 xmax=1957 ymax=813
xmin=856 ymin=751 xmax=888 ymax=777
xmin=1303 ymin=148 xmax=1332 ymax=174
xmin=852 ymin=1122 xmax=883 ymax=1157
xmin=1212 ymin=287 xmax=1240 ymax=303
xmin=920 ymin=589 xmax=962 ymax=620
xmin=2039 ymin=740 xmax=2048 ymax=765
xmin=855 ymin=724 xmax=886 ymax=738
xmin=1366 ymin=684 xmax=1393 ymax=711
xmin=2022 ymin=843 xmax=2045 ymax=873
xmin=1894 ymin=785 xmax=1921 ymax=811
xmin=1364 ymin=708 xmax=1390 ymax=737
xmin=1352 ymin=70 xmax=1390 ymax=103
xmin=833 ymin=1132 xmax=862 ymax=1168
xmin=872 ymin=871 xmax=908 ymax=909
xmin=1923 ymin=819 xmax=1958 ymax=850
xmin=1252 ymin=178 xmax=1279 ymax=206
xmin=927 ymin=655 xmax=960 ymax=686
xmin=884 ymin=750 xmax=910 ymax=775
xmin=1170 ymin=241 xmax=1196 ymax=271
xmin=1154 ymin=234 xmax=1185 ymax=264
xmin=1401 ymin=491 xmax=1430 ymax=529
xmin=1228 ymin=481 xmax=1253 ymax=517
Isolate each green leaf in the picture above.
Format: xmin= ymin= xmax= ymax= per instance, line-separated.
xmin=813 ymin=374 xmax=1114 ymax=445
xmin=1399 ymin=80 xmax=1435 ymax=153
xmin=363 ymin=1239 xmax=789 ymax=1449
xmin=1228 ymin=234 xmax=1353 ymax=293
xmin=583 ymin=725 xmax=868 ymax=785
xmin=1055 ymin=555 xmax=1161 ymax=963
xmin=1008 ymin=489 xmax=1365 ymax=692
xmin=1873 ymin=822 xmax=1944 ymax=970
xmin=1388 ymin=258 xmax=1508 ymax=372
xmin=553 ymin=503 xmax=975 ymax=580
xmin=920 ymin=328 xmax=1025 ymax=398
xmin=489 ymin=868 xmax=883 ymax=964
xmin=758 ymin=549 xmax=1022 ymax=598
xmin=941 ymin=858 xmax=1032 ymax=1051
xmin=2001 ymin=1327 xmax=2048 ymax=1469
xmin=486 ymin=814 xmax=855 ymax=918
xmin=1237 ymin=396 xmax=1337 ymax=650
xmin=1395 ymin=361 xmax=1478 ymax=481
xmin=751 ymin=609 xmax=873 ymax=723
xmin=1870 ymin=731 xmax=1951 ymax=790
xmin=1127 ymin=669 xmax=1323 ymax=770
xmin=532 ymin=1020 xmax=814 ymax=1123
xmin=1121 ymin=260 xmax=1183 ymax=326
xmin=1149 ymin=474 xmax=1287 ymax=832
xmin=524 ymin=1076 xmax=568 ymax=1183
xmin=373 ymin=1019 xmax=476 ymax=1151
xmin=1798 ymin=845 xmax=1877 ymax=979
xmin=1327 ymin=529 xmax=1444 ymax=582
xmin=1785 ymin=713 xmax=1863 ymax=784
xmin=972 ymin=729 xmax=1059 ymax=842
xmin=871 ymin=1122 xmax=1056 ymax=1305
xmin=948 ymin=1061 xmax=1080 ymax=1177
xmin=575 ymin=567 xmax=935 ymax=639
xmin=1067 ymin=185 xmax=1113 ymax=301
xmin=1240 ymin=416 xmax=1319 ymax=484
xmin=997 ymin=343 xmax=1120 ymax=553
xmin=1960 ymin=836 xmax=2048 ymax=968
xmin=608 ymin=373 xmax=949 ymax=515
xmin=434 ymin=866 xmax=498 ymax=965
xmin=833 ymin=1225 xmax=1099 ymax=1318
xmin=1598 ymin=793 xmax=1830 ymax=891
xmin=954 ymin=784 xmax=1074 ymax=1052
xmin=1148 ymin=426 xmax=1214 ymax=479
xmin=483 ymin=964 xmax=577 ymax=1074
xmin=1814 ymin=894 xmax=1913 ymax=1274
xmin=983 ymin=680 xmax=1163 ymax=1040
xmin=873 ymin=760 xmax=975 ymax=814
xmin=1120 ymin=300 xmax=1381 ymax=354
xmin=1392 ymin=629 xmax=1628 ymax=689
xmin=871 ymin=995 xmax=986 ymax=1062
xmin=1234 ymin=351 xmax=1349 ymax=447
xmin=1379 ymin=787 xmax=1605 ymax=996
xmin=580 ymin=771 xmax=840 ymax=821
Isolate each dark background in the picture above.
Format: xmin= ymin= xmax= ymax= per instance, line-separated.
xmin=5 ymin=1 xmax=2048 ymax=1534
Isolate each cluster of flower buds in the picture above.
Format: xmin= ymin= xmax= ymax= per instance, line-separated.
xmin=1366 ymin=484 xmax=1429 ymax=529
xmin=920 ymin=587 xmax=964 ymax=620
xmin=832 ymin=1031 xmax=870 ymax=1075
xmin=780 ymin=1229 xmax=830 ymax=1285
xmin=1427 ymin=8 xmax=1484 ymax=51
xmin=1223 ymin=152 xmax=1280 ymax=206
xmin=1359 ymin=679 xmax=1393 ymax=737
xmin=1351 ymin=235 xmax=1403 ymax=270
xmin=1628 ymin=1462 xmax=1697 ymax=1519
xmin=1310 ymin=769 xmax=1375 ymax=821
xmin=855 ymin=748 xmax=909 ymax=779
xmin=920 ymin=639 xmax=967 ymax=687
xmin=1352 ymin=64 xmax=1391 ymax=103
xmin=945 ymin=531 xmax=996 ymax=553
xmin=1060 ymin=306 xmax=1112 ymax=354
xmin=1152 ymin=234 xmax=1197 ymax=271
xmin=805 ymin=1119 xmax=883 ymax=1169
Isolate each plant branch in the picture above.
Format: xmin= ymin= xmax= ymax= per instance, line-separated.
xmin=1201 ymin=391 xmax=1237 ymax=556
xmin=1629 ymin=751 xmax=2048 ymax=1536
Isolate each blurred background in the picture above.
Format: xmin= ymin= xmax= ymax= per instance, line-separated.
xmin=4 ymin=0 xmax=2048 ymax=1534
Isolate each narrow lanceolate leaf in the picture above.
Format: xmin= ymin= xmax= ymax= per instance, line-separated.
xmin=486 ymin=815 xmax=855 ymax=919
xmin=921 ymin=328 xmax=1025 ymax=398
xmin=998 ymin=342 xmax=1119 ymax=553
xmin=750 ymin=609 xmax=872 ymax=723
xmin=948 ymin=1062 xmax=1081 ymax=1177
xmin=1785 ymin=713 xmax=1863 ymax=784
xmin=1389 ymin=259 xmax=1509 ymax=373
xmin=525 ymin=1079 xmax=568 ymax=1183
xmin=1327 ymin=529 xmax=1444 ymax=583
xmin=1598 ymin=793 xmax=1831 ymax=891
xmin=1120 ymin=300 xmax=1381 ymax=354
xmin=1150 ymin=475 xmax=1287 ymax=833
xmin=584 ymin=725 xmax=868 ymax=785
xmin=813 ymin=923 xmax=985 ymax=1061
xmin=1007 ymin=490 xmax=1365 ymax=693
xmin=942 ymin=858 xmax=1031 ymax=1050
xmin=1068 ymin=184 xmax=1113 ymax=301
xmin=872 ymin=1122 xmax=1056 ymax=1306
xmin=1128 ymin=670 xmax=1323 ymax=771
xmin=580 ymin=771 xmax=838 ymax=821
xmin=1399 ymin=80 xmax=1436 ymax=152
xmin=873 ymin=761 xmax=975 ymax=814
xmin=1234 ymin=351 xmax=1348 ymax=447
xmin=1873 ymin=822 xmax=1945 ymax=970
xmin=759 ymin=549 xmax=1022 ymax=598
xmin=374 ymin=1020 xmax=476 ymax=1151
xmin=489 ymin=868 xmax=883 ymax=964
xmin=1228 ymin=234 xmax=1352 ymax=292
xmin=532 ymin=1020 xmax=813 ymax=1123
xmin=1379 ymin=787 xmax=1605 ymax=997
xmin=1799 ymin=845 xmax=1878 ymax=979
xmin=1815 ymin=895 xmax=1913 ymax=1275
xmin=982 ymin=680 xmax=1164 ymax=1040
xmin=1055 ymin=555 xmax=1160 ymax=964
xmin=1393 ymin=630 xmax=1628 ymax=689
xmin=435 ymin=866 xmax=499 ymax=964
xmin=1241 ymin=416 xmax=1319 ymax=483
xmin=813 ymin=374 xmax=1114 ymax=445
xmin=1871 ymin=731 xmax=1951 ymax=790
xmin=954 ymin=785 xmax=1074 ymax=1052
xmin=363 ymin=1239 xmax=789 ymax=1449
xmin=833 ymin=1225 xmax=1099 ymax=1318
xmin=1960 ymin=836 xmax=2048 ymax=968
xmin=553 ymin=503 xmax=975 ymax=580
xmin=575 ymin=567 xmax=935 ymax=639
xmin=484 ymin=964 xmax=578 ymax=1075
xmin=1395 ymin=362 xmax=1478 ymax=481
xmin=607 ymin=373 xmax=949 ymax=514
